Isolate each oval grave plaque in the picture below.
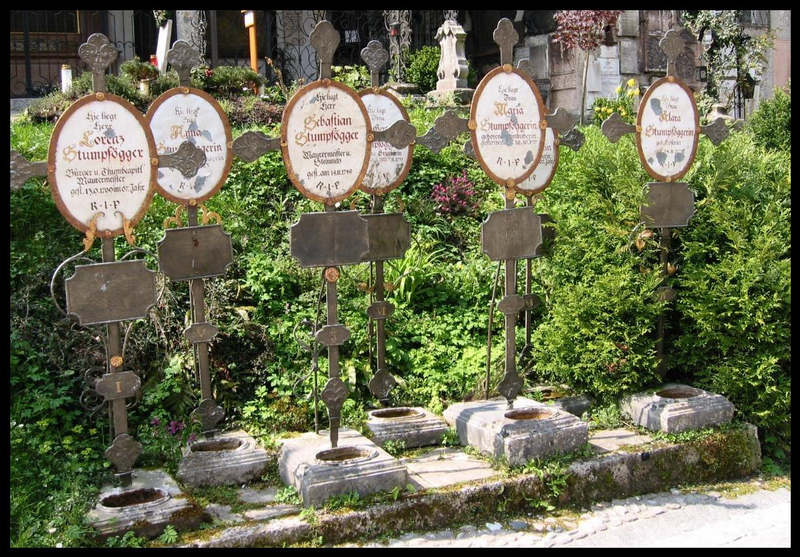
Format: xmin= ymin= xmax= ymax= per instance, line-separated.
xmin=281 ymin=80 xmax=372 ymax=204
xmin=515 ymin=126 xmax=558 ymax=196
xmin=358 ymin=89 xmax=414 ymax=196
xmin=48 ymin=93 xmax=157 ymax=237
xmin=637 ymin=77 xmax=699 ymax=182
xmin=469 ymin=66 xmax=545 ymax=188
xmin=146 ymin=87 xmax=233 ymax=205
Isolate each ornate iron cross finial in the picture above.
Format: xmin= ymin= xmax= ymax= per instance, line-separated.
xmin=493 ymin=18 xmax=519 ymax=67
xmin=310 ymin=20 xmax=340 ymax=80
xmin=416 ymin=110 xmax=469 ymax=154
xmin=168 ymin=40 xmax=203 ymax=87
xmin=361 ymin=40 xmax=389 ymax=88
xmin=659 ymin=29 xmax=685 ymax=78
xmin=78 ymin=33 xmax=118 ymax=94
xmin=10 ymin=150 xmax=47 ymax=191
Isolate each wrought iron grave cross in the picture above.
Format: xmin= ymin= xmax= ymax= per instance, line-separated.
xmin=600 ymin=28 xmax=730 ymax=377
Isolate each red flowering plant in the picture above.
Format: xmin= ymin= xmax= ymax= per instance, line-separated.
xmin=430 ymin=170 xmax=479 ymax=216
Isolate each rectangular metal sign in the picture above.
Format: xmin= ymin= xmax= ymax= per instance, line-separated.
xmin=640 ymin=182 xmax=695 ymax=229
xmin=65 ymin=260 xmax=157 ymax=325
xmin=362 ymin=213 xmax=410 ymax=262
xmin=481 ymin=208 xmax=542 ymax=261
xmin=290 ymin=210 xmax=369 ymax=268
xmin=157 ymin=225 xmax=234 ymax=281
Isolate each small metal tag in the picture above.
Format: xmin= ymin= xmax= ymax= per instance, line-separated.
xmin=481 ymin=208 xmax=542 ymax=261
xmin=367 ymin=301 xmax=395 ymax=320
xmin=65 ymin=260 xmax=157 ymax=326
xmin=95 ymin=371 xmax=141 ymax=401
xmin=158 ymin=225 xmax=234 ymax=281
xmin=640 ymin=182 xmax=695 ymax=229
xmin=315 ymin=324 xmax=351 ymax=346
xmin=362 ymin=213 xmax=410 ymax=262
xmin=290 ymin=211 xmax=369 ymax=268
xmin=184 ymin=322 xmax=219 ymax=344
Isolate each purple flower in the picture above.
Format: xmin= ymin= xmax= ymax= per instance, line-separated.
xmin=167 ymin=420 xmax=185 ymax=436
xmin=187 ymin=433 xmax=197 ymax=446
xmin=150 ymin=417 xmax=161 ymax=426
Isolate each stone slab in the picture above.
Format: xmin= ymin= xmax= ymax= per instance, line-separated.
xmin=237 ymin=486 xmax=278 ymax=505
xmin=206 ymin=503 xmax=245 ymax=524
xmin=443 ymin=398 xmax=589 ymax=466
xmin=366 ymin=406 xmax=449 ymax=449
xmin=177 ymin=430 xmax=270 ymax=488
xmin=243 ymin=504 xmax=300 ymax=522
xmin=401 ymin=447 xmax=500 ymax=490
xmin=589 ymin=428 xmax=655 ymax=454
xmin=620 ymin=383 xmax=735 ymax=434
xmin=278 ymin=428 xmax=408 ymax=507
xmin=87 ymin=468 xmax=205 ymax=540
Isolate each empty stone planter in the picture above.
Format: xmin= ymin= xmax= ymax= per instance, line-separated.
xmin=620 ymin=383 xmax=735 ymax=433
xmin=443 ymin=397 xmax=589 ymax=466
xmin=177 ymin=430 xmax=270 ymax=488
xmin=366 ymin=406 xmax=449 ymax=449
xmin=87 ymin=468 xmax=205 ymax=540
xmin=278 ymin=428 xmax=408 ymax=507
xmin=530 ymin=385 xmax=593 ymax=417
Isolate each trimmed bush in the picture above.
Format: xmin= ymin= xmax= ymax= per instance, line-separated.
xmin=747 ymin=85 xmax=791 ymax=152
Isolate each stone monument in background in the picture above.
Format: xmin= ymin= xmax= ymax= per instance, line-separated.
xmin=427 ymin=18 xmax=474 ymax=105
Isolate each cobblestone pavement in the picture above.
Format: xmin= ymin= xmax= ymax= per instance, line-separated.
xmin=338 ymin=479 xmax=790 ymax=548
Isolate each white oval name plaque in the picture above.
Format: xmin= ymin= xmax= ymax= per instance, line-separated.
xmin=48 ymin=93 xmax=156 ymax=237
xmin=358 ymin=90 xmax=413 ymax=196
xmin=146 ymin=88 xmax=233 ymax=205
xmin=282 ymin=80 xmax=372 ymax=204
xmin=515 ymin=126 xmax=558 ymax=196
xmin=637 ymin=77 xmax=699 ymax=182
xmin=470 ymin=66 xmax=545 ymax=189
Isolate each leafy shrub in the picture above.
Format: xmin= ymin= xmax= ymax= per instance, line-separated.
xmin=747 ymin=85 xmax=791 ymax=152
xmin=120 ymin=56 xmax=159 ymax=81
xmin=221 ymin=96 xmax=283 ymax=127
xmin=406 ymin=45 xmax=441 ymax=93
xmin=191 ymin=65 xmax=265 ymax=99
xmin=331 ymin=64 xmax=370 ymax=90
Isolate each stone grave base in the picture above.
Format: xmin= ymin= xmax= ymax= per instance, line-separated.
xmin=620 ymin=383 xmax=735 ymax=433
xmin=443 ymin=397 xmax=589 ymax=466
xmin=278 ymin=428 xmax=408 ymax=507
xmin=426 ymin=87 xmax=475 ymax=105
xmin=87 ymin=468 xmax=205 ymax=540
xmin=529 ymin=385 xmax=593 ymax=417
xmin=177 ymin=429 xmax=270 ymax=488
xmin=366 ymin=406 xmax=449 ymax=449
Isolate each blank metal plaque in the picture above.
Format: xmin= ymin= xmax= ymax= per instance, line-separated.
xmin=640 ymin=182 xmax=695 ymax=229
xmin=362 ymin=213 xmax=410 ymax=262
xmin=290 ymin=211 xmax=369 ymax=268
xmin=157 ymin=225 xmax=234 ymax=281
xmin=65 ymin=260 xmax=157 ymax=326
xmin=481 ymin=208 xmax=542 ymax=261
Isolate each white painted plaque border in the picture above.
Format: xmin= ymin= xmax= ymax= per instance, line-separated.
xmin=281 ymin=79 xmax=373 ymax=205
xmin=145 ymin=86 xmax=234 ymax=205
xmin=47 ymin=92 xmax=157 ymax=238
xmin=469 ymin=65 xmax=546 ymax=191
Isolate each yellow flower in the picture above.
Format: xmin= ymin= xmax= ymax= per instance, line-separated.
xmin=627 ymin=89 xmax=635 ymax=97
xmin=615 ymin=85 xmax=623 ymax=95
xmin=633 ymin=88 xmax=640 ymax=96
xmin=627 ymin=78 xmax=636 ymax=88
xmin=620 ymin=109 xmax=626 ymax=116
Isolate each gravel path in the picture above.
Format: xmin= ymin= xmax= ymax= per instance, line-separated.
xmin=338 ymin=480 xmax=790 ymax=548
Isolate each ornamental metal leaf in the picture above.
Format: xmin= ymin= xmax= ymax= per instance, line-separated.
xmin=463 ymin=138 xmax=475 ymax=160
xmin=373 ymin=119 xmax=417 ymax=149
xmin=232 ymin=131 xmax=281 ymax=162
xmin=361 ymin=40 xmax=389 ymax=86
xmin=560 ymin=127 xmax=585 ymax=151
xmin=434 ymin=110 xmax=469 ymax=140
xmin=321 ymin=376 xmax=349 ymax=416
xmin=659 ymin=29 xmax=685 ymax=77
xmin=492 ymin=18 xmax=518 ymax=66
xmin=168 ymin=40 xmax=203 ymax=87
xmin=310 ymin=20 xmax=340 ymax=80
xmin=192 ymin=397 xmax=225 ymax=431
xmin=700 ymin=117 xmax=730 ymax=146
xmin=601 ymin=112 xmax=635 ymax=143
xmin=368 ymin=369 xmax=397 ymax=401
xmin=497 ymin=372 xmax=523 ymax=403
xmin=105 ymin=433 xmax=142 ymax=474
xmin=547 ymin=107 xmax=578 ymax=137
xmin=10 ymin=150 xmax=47 ymax=191
xmin=78 ymin=33 xmax=118 ymax=93
xmin=159 ymin=140 xmax=207 ymax=178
